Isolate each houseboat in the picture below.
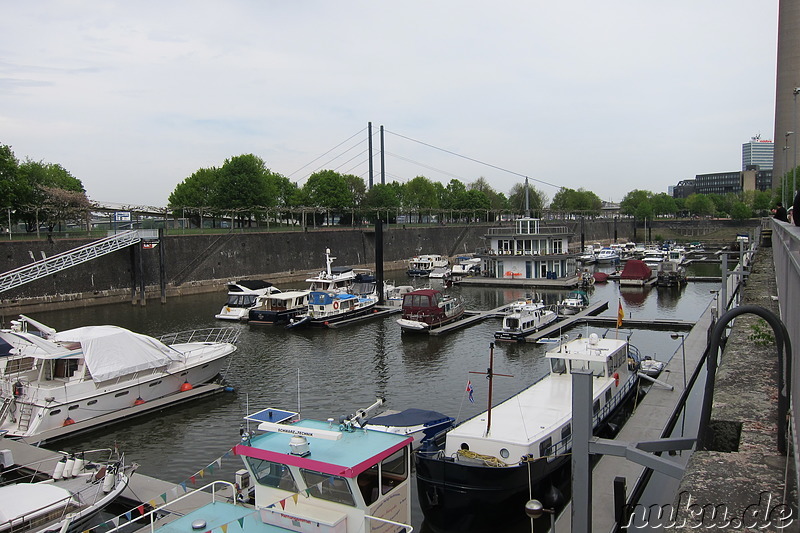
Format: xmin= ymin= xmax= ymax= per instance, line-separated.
xmin=479 ymin=218 xmax=577 ymax=281
xmin=415 ymin=336 xmax=642 ymax=531
xmin=248 ymin=291 xmax=310 ymax=325
xmin=494 ymin=300 xmax=558 ymax=341
xmin=407 ymin=254 xmax=449 ymax=277
xmin=215 ymin=280 xmax=281 ymax=321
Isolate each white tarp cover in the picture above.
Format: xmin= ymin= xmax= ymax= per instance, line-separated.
xmin=0 ymin=483 xmax=74 ymax=523
xmin=51 ymin=326 xmax=180 ymax=383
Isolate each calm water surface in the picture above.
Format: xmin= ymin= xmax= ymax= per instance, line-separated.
xmin=31 ymin=265 xmax=719 ymax=531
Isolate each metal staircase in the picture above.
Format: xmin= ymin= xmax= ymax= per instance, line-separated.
xmin=0 ymin=230 xmax=141 ymax=293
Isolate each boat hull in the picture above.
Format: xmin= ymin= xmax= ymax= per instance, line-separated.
xmin=415 ymin=452 xmax=567 ymax=531
xmin=248 ymin=308 xmax=305 ymax=325
xmin=301 ymin=302 xmax=378 ymax=328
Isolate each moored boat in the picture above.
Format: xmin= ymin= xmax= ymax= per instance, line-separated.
xmin=247 ymin=290 xmax=310 ymax=325
xmin=407 ymin=254 xmax=449 ymax=277
xmin=287 ymin=288 xmax=378 ymax=328
xmin=396 ymin=288 xmax=465 ymax=332
xmin=451 ymin=256 xmax=481 ymax=276
xmin=415 ymin=337 xmax=642 ymax=531
xmin=0 ymin=448 xmax=133 ymax=533
xmin=215 ymin=280 xmax=281 ymax=321
xmin=559 ymin=290 xmax=589 ymax=315
xmin=0 ymin=315 xmax=239 ymax=441
xmin=619 ymin=259 xmax=654 ymax=286
xmin=642 ymin=248 xmax=666 ymax=269
xmin=112 ymin=408 xmax=415 ymax=533
xmin=595 ymin=247 xmax=620 ymax=264
xmin=656 ymin=259 xmax=688 ymax=287
xmin=494 ymin=299 xmax=558 ymax=341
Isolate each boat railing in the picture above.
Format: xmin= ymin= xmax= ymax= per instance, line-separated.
xmin=158 ymin=327 xmax=241 ymax=347
xmin=365 ymin=514 xmax=414 ymax=532
xmin=104 ymin=480 xmax=238 ymax=533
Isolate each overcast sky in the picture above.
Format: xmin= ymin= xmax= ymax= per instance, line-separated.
xmin=1 ymin=1 xmax=778 ymax=208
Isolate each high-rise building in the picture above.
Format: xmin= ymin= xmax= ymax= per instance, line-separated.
xmin=772 ymin=1 xmax=800 ymax=188
xmin=742 ymin=135 xmax=774 ymax=170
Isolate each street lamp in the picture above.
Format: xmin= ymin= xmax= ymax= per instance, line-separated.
xmin=670 ymin=333 xmax=687 ymax=390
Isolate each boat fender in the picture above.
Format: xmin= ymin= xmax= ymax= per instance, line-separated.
xmin=224 ymin=386 xmax=235 ymax=393
xmin=180 ymin=381 xmax=193 ymax=392
xmin=12 ymin=381 xmax=23 ymax=397
xmin=333 ymin=301 xmax=339 ymax=310
xmin=73 ymin=454 xmax=85 ymax=476
xmin=613 ymin=372 xmax=620 ymax=387
xmin=102 ymin=465 xmax=116 ymax=493
xmin=134 ymin=396 xmax=146 ymax=406
xmin=53 ymin=456 xmax=67 ymax=480
xmin=63 ymin=416 xmax=75 ymax=427
xmin=63 ymin=455 xmax=76 ymax=478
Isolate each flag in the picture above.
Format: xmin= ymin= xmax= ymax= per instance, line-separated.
xmin=466 ymin=380 xmax=474 ymax=403
xmin=617 ymin=300 xmax=624 ymax=328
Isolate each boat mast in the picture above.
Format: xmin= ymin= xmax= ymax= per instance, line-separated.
xmin=470 ymin=343 xmax=513 ymax=437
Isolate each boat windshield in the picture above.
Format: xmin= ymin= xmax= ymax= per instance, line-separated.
xmin=301 ymin=469 xmax=356 ymax=506
xmin=550 ymin=357 xmax=567 ymax=374
xmin=356 ymin=447 xmax=408 ymax=506
xmin=568 ymin=359 xmax=606 ymax=377
xmin=225 ymin=294 xmax=257 ymax=308
xmin=244 ymin=458 xmax=298 ymax=492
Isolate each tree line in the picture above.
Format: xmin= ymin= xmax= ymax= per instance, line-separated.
xmin=0 ymin=144 xmax=786 ymax=232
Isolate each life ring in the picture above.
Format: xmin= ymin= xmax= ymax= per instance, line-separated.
xmin=333 ymin=301 xmax=339 ymax=310
xmin=613 ymin=372 xmax=620 ymax=387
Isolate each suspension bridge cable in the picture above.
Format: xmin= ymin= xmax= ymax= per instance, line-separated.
xmin=287 ymin=127 xmax=367 ymax=179
xmin=384 ymin=129 xmax=563 ymax=190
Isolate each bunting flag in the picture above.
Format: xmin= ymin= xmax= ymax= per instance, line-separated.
xmin=124 ymin=511 xmax=132 ymax=521
xmin=617 ymin=299 xmax=624 ymax=328
xmin=221 ymin=524 xmax=228 ymax=533
xmin=190 ymin=475 xmax=197 ymax=485
xmin=237 ymin=517 xmax=245 ymax=528
xmin=466 ymin=380 xmax=474 ymax=403
xmin=180 ymin=481 xmax=187 ymax=493
xmin=198 ymin=469 xmax=205 ymax=478
xmin=292 ymin=493 xmax=299 ymax=504
xmin=161 ymin=492 xmax=168 ymax=503
xmin=137 ymin=505 xmax=145 ymax=515
xmin=279 ymin=499 xmax=286 ymax=510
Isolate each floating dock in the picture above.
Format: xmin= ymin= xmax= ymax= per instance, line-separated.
xmin=325 ymin=306 xmax=401 ymax=328
xmin=520 ymin=301 xmax=609 ymax=342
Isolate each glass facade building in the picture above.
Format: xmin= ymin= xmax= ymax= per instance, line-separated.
xmin=742 ymin=136 xmax=774 ymax=170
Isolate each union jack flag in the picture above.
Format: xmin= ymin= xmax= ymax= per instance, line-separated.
xmin=466 ymin=380 xmax=474 ymax=403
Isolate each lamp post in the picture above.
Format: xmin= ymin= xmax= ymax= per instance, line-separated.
xmin=670 ymin=333 xmax=687 ymax=390
xmin=783 ymin=137 xmax=792 ymax=206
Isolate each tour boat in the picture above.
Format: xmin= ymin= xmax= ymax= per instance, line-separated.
xmin=406 ymin=254 xmax=449 ymax=277
xmin=494 ymin=299 xmax=558 ymax=341
xmin=619 ymin=259 xmax=654 ymax=287
xmin=396 ymin=288 xmax=465 ymax=332
xmin=247 ymin=291 xmax=310 ymax=325
xmin=0 ymin=315 xmax=239 ymax=441
xmin=215 ymin=280 xmax=281 ymax=321
xmin=559 ymin=290 xmax=590 ymax=315
xmin=112 ymin=408 xmax=415 ymax=533
xmin=415 ymin=337 xmax=642 ymax=531
xmin=0 ymin=448 xmax=133 ymax=533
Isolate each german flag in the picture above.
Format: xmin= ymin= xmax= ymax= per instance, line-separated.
xmin=617 ymin=300 xmax=624 ymax=328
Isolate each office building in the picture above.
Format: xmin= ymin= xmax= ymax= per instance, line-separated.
xmin=742 ymin=136 xmax=773 ymax=170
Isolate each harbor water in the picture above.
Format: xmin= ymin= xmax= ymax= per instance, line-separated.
xmin=32 ymin=264 xmax=720 ymax=531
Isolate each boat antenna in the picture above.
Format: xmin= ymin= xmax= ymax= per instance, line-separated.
xmin=469 ymin=343 xmax=513 ymax=437
xmin=325 ymin=249 xmax=334 ymax=277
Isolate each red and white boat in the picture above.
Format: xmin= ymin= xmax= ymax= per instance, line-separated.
xmin=396 ymin=288 xmax=465 ymax=332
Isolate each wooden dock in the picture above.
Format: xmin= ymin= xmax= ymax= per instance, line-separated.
xmin=326 ymin=306 xmax=401 ymax=328
xmin=577 ymin=315 xmax=694 ymax=330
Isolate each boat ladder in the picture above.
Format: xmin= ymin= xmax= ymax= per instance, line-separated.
xmin=17 ymin=402 xmax=33 ymax=432
xmin=0 ymin=398 xmax=10 ymax=425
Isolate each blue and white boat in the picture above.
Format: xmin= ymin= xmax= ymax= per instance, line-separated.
xmin=113 ymin=408 xmax=414 ymax=533
xmin=595 ymin=247 xmax=620 ymax=264
xmin=287 ymin=275 xmax=379 ymax=328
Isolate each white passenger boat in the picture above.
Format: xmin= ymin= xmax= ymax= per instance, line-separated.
xmin=215 ymin=280 xmax=281 ymax=321
xmin=428 ymin=266 xmax=452 ymax=279
xmin=667 ymin=246 xmax=688 ymax=265
xmin=0 ymin=448 xmax=133 ymax=533
xmin=109 ymin=408 xmax=414 ymax=533
xmin=304 ymin=249 xmax=367 ymax=293
xmin=595 ymin=247 xmax=620 ymax=264
xmin=577 ymin=246 xmax=597 ymax=264
xmin=0 ymin=315 xmax=239 ymax=441
xmin=451 ymin=256 xmax=481 ymax=276
xmin=416 ymin=337 xmax=642 ymax=531
xmin=494 ymin=299 xmax=558 ymax=341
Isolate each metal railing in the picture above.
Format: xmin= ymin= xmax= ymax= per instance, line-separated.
xmin=770 ymin=218 xmax=800 ymax=508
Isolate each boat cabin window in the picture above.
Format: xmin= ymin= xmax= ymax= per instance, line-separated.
xmin=605 ymin=389 xmax=612 ymax=403
xmin=539 ymin=437 xmax=552 ymax=458
xmin=244 ymin=458 xmax=298 ymax=493
xmin=54 ymin=358 xmax=79 ymax=379
xmin=550 ymin=358 xmax=567 ymax=374
xmin=225 ymin=294 xmax=257 ymax=308
xmin=568 ymin=359 xmax=606 ymax=377
xmin=4 ymin=356 xmax=35 ymax=374
xmin=593 ymin=400 xmax=600 ymax=415
xmin=404 ymin=294 xmax=432 ymax=307
xmin=357 ymin=447 xmax=408 ymax=505
xmin=301 ymin=469 xmax=355 ymax=507
xmin=561 ymin=425 xmax=571 ymax=440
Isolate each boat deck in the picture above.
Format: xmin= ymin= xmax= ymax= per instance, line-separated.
xmin=325 ymin=305 xmax=401 ymax=328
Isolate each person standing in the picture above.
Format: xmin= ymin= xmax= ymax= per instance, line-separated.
xmin=794 ymin=191 xmax=800 ymax=226
xmin=773 ymin=202 xmax=789 ymax=222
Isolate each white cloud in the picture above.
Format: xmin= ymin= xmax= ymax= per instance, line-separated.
xmin=0 ymin=1 xmax=778 ymax=206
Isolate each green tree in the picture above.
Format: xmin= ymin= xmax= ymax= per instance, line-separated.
xmin=507 ymin=182 xmax=547 ymax=215
xmin=730 ymin=201 xmax=752 ymax=221
xmin=0 ymin=144 xmax=20 ymax=214
xmin=16 ymin=159 xmax=87 ymax=232
xmin=404 ymin=176 xmax=439 ymax=222
xmin=168 ymin=167 xmax=220 ymax=227
xmin=650 ymin=193 xmax=677 ymax=217
xmin=550 ymin=188 xmax=602 ymax=215
xmin=685 ymin=193 xmax=714 ymax=216
xmin=620 ymin=190 xmax=653 ymax=217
